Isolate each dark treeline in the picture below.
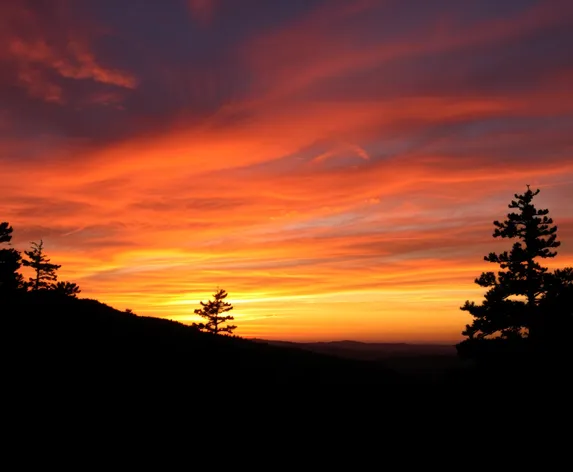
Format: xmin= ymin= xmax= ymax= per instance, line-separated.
xmin=0 ymin=226 xmax=80 ymax=297
xmin=2 ymin=186 xmax=573 ymax=391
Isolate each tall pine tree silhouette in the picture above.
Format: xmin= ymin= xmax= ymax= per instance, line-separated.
xmin=193 ymin=288 xmax=236 ymax=335
xmin=461 ymin=186 xmax=560 ymax=341
xmin=22 ymin=240 xmax=61 ymax=291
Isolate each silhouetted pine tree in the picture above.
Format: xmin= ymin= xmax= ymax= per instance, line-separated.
xmin=461 ymin=186 xmax=563 ymax=342
xmin=22 ymin=240 xmax=61 ymax=291
xmin=193 ymin=288 xmax=236 ymax=335
xmin=0 ymin=222 xmax=23 ymax=294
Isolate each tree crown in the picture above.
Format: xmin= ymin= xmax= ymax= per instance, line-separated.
xmin=1 ymin=222 xmax=14 ymax=245
xmin=22 ymin=240 xmax=62 ymax=290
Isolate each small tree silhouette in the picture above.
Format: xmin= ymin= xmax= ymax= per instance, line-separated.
xmin=0 ymin=222 xmax=23 ymax=293
xmin=461 ymin=186 xmax=566 ymax=342
xmin=22 ymin=240 xmax=61 ymax=291
xmin=193 ymin=288 xmax=236 ymax=335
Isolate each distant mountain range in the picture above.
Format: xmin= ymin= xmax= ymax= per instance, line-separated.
xmin=250 ymin=339 xmax=457 ymax=361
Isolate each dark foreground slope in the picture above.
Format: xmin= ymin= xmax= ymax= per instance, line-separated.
xmin=4 ymin=292 xmax=407 ymax=392
xmin=7 ymin=293 xmax=567 ymax=396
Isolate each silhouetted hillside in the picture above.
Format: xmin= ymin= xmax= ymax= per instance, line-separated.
xmin=6 ymin=292 xmax=570 ymax=394
xmin=5 ymin=292 xmax=407 ymax=392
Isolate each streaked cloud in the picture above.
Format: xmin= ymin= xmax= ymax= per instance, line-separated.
xmin=2 ymin=0 xmax=572 ymax=342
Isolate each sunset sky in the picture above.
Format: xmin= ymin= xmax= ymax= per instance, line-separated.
xmin=2 ymin=0 xmax=572 ymax=342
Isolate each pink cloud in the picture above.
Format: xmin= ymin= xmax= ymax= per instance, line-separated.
xmin=188 ymin=0 xmax=216 ymax=23
xmin=0 ymin=2 xmax=136 ymax=104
